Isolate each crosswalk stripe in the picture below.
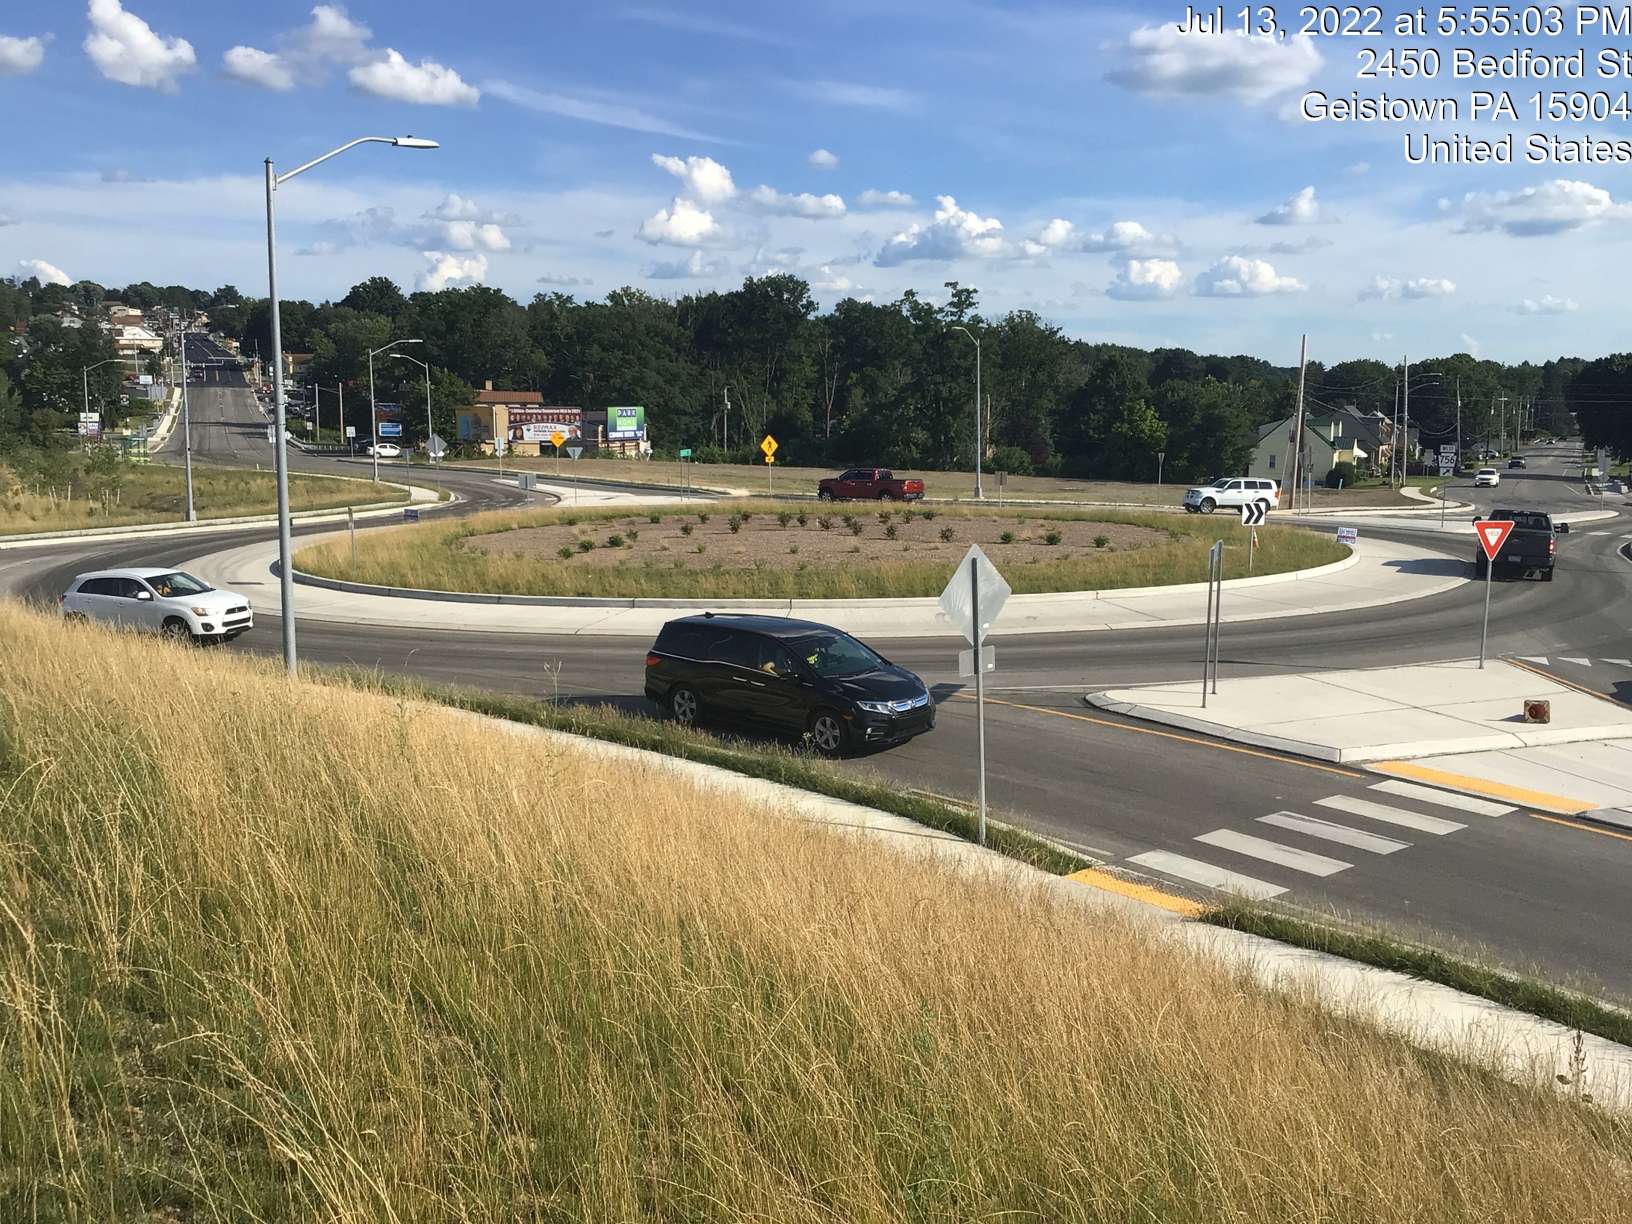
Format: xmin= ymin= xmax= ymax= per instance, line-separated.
xmin=1315 ymin=794 xmax=1466 ymax=835
xmin=1607 ymin=658 xmax=1632 ymax=668
xmin=1561 ymin=657 xmax=1591 ymax=666
xmin=1258 ymin=811 xmax=1411 ymax=854
xmin=1194 ymin=829 xmax=1352 ymax=876
xmin=1369 ymin=779 xmax=1513 ymax=817
xmin=1126 ymin=851 xmax=1287 ymax=900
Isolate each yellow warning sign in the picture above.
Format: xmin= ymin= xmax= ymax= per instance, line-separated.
xmin=760 ymin=434 xmax=778 ymax=457
xmin=551 ymin=430 xmax=566 ymax=449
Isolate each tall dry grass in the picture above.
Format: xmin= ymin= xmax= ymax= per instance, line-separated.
xmin=294 ymin=500 xmax=1345 ymax=599
xmin=1 ymin=603 xmax=1628 ymax=1221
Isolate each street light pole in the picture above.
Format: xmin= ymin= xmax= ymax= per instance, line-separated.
xmin=264 ymin=135 xmax=439 ymax=678
xmin=369 ymin=339 xmax=423 ymax=478
xmin=952 ymin=325 xmax=982 ymax=499
xmin=391 ymin=351 xmax=435 ymax=464
xmin=178 ymin=323 xmax=195 ymax=520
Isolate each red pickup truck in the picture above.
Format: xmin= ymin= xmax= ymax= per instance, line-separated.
xmin=817 ymin=468 xmax=926 ymax=502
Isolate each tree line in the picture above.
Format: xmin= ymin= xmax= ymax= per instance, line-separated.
xmin=0 ymin=271 xmax=1592 ymax=480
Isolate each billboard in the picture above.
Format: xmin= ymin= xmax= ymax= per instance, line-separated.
xmin=374 ymin=402 xmax=403 ymax=420
xmin=608 ymin=405 xmax=646 ymax=441
xmin=520 ymin=422 xmax=580 ymax=443
xmin=378 ymin=421 xmax=403 ymax=437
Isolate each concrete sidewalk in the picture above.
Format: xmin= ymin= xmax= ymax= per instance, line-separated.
xmin=1089 ymin=659 xmax=1632 ymax=767
xmin=183 ymin=530 xmax=1468 ymax=640
xmin=1370 ymin=743 xmax=1632 ymax=822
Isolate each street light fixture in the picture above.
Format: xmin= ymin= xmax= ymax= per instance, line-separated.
xmin=390 ymin=351 xmax=436 ymax=464
xmin=951 ymin=325 xmax=982 ymax=499
xmin=368 ymin=339 xmax=422 ymax=480
xmin=264 ymin=135 xmax=438 ymax=678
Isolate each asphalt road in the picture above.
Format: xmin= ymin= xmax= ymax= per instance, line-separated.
xmin=11 ymin=382 xmax=1632 ymax=1000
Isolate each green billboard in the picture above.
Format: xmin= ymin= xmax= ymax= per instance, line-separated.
xmin=608 ymin=405 xmax=646 ymax=441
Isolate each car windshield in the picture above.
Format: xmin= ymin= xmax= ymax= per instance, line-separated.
xmin=790 ymin=631 xmax=884 ymax=678
xmin=145 ymin=571 xmax=212 ymax=598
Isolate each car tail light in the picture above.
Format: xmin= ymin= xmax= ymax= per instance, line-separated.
xmin=645 ymin=652 xmax=661 ymax=667
xmin=1549 ymin=538 xmax=1556 ymax=557
xmin=58 ymin=593 xmax=65 ymax=605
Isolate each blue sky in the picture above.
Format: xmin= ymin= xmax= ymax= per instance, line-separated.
xmin=1 ymin=1 xmax=1625 ymax=364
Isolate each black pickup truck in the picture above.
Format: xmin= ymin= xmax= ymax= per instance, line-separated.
xmin=1474 ymin=508 xmax=1568 ymax=581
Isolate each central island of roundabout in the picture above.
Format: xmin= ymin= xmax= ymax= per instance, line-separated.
xmin=189 ymin=496 xmax=1478 ymax=639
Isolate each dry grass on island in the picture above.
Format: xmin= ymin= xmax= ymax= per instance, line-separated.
xmin=0 ymin=453 xmax=407 ymax=535
xmin=295 ymin=500 xmax=1346 ymax=600
xmin=2 ymin=602 xmax=1629 ymax=1220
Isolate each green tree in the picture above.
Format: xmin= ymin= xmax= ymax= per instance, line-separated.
xmin=342 ymin=276 xmax=408 ymax=319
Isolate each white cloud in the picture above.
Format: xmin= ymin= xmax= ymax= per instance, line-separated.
xmin=786 ymin=79 xmax=918 ymax=111
xmin=1445 ymin=178 xmax=1632 ymax=236
xmin=429 ymin=193 xmax=481 ymax=221
xmin=812 ymin=265 xmax=853 ymax=292
xmin=1360 ymin=276 xmax=1456 ymax=301
xmin=648 ymin=249 xmax=727 ymax=279
xmin=1345 ymin=161 xmax=1371 ymax=176
xmin=856 ymin=189 xmax=914 ymax=209
xmin=487 ymin=80 xmax=727 ymax=142
xmin=1106 ymin=258 xmax=1182 ymax=301
xmin=1517 ymin=294 xmax=1580 ymax=314
xmin=1024 ymin=217 xmax=1174 ymax=258
xmin=293 ymin=4 xmax=371 ymax=63
xmin=0 ymin=213 xmax=15 ymax=227
xmin=417 ymin=251 xmax=487 ymax=291
xmin=875 ymin=195 xmax=1006 ymax=265
xmin=84 ymin=0 xmax=196 ymax=93
xmin=808 ymin=148 xmax=839 ymax=170
xmin=19 ymin=258 xmax=71 ymax=286
xmin=1195 ymin=255 xmax=1304 ymax=297
xmin=538 ymin=273 xmax=592 ymax=287
xmin=1257 ymin=185 xmax=1321 ymax=226
xmin=748 ymin=184 xmax=846 ymax=218
xmin=438 ymin=220 xmax=510 ymax=252
xmin=1458 ymin=332 xmax=1481 ymax=356
xmin=0 ymin=35 xmax=45 ymax=75
xmin=637 ymin=197 xmax=720 ymax=245
xmin=350 ymin=49 xmax=478 ymax=106
xmin=223 ymin=46 xmax=294 ymax=90
xmin=1107 ymin=24 xmax=1321 ymax=104
xmin=651 ymin=153 xmax=736 ymax=203
xmin=1371 ymin=330 xmax=1394 ymax=343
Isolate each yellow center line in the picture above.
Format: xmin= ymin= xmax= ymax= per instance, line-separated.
xmin=1065 ymin=867 xmax=1203 ymax=917
xmin=1529 ymin=811 xmax=1632 ymax=844
xmin=952 ymin=692 xmax=1365 ymax=779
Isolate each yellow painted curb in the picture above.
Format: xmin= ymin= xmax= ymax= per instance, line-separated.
xmin=1066 ymin=867 xmax=1203 ymax=917
xmin=1370 ymin=760 xmax=1595 ymax=816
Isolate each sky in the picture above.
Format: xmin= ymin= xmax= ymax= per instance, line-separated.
xmin=0 ymin=0 xmax=1626 ymax=366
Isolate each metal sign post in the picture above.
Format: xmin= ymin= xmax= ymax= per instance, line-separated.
xmin=347 ymin=505 xmax=356 ymax=571
xmin=1202 ymin=539 xmax=1224 ymax=704
xmin=566 ymin=443 xmax=583 ymax=505
xmin=937 ymin=544 xmax=1011 ymax=849
xmin=761 ymin=434 xmax=778 ymax=494
xmin=552 ymin=430 xmax=565 ymax=478
xmin=1475 ymin=519 xmax=1514 ymax=669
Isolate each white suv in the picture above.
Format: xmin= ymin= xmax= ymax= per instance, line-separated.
xmin=61 ymin=568 xmax=253 ymax=642
xmin=1182 ymin=477 xmax=1280 ymax=515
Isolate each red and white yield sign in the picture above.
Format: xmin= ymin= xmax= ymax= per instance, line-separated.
xmin=1476 ymin=519 xmax=1515 ymax=561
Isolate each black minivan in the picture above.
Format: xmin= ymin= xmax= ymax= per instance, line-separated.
xmin=644 ymin=613 xmax=935 ymax=756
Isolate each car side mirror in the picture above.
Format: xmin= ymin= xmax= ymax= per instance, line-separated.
xmin=135 ymin=590 xmax=153 ymax=601
xmin=1556 ymin=522 xmax=1570 ymax=535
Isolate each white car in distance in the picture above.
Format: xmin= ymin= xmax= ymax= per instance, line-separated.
xmin=1182 ymin=476 xmax=1280 ymax=515
xmin=366 ymin=442 xmax=403 ymax=458
xmin=1474 ymin=468 xmax=1501 ymax=488
xmin=61 ymin=568 xmax=253 ymax=643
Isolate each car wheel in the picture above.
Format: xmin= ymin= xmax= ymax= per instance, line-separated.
xmin=880 ymin=491 xmax=896 ymax=501
xmin=1542 ymin=569 xmax=1555 ymax=582
xmin=161 ymin=617 xmax=194 ymax=643
xmin=669 ymin=686 xmax=701 ymax=727
xmin=807 ymin=709 xmax=849 ymax=758
xmin=1200 ymin=497 xmax=1216 ymax=514
xmin=818 ymin=490 xmax=834 ymax=501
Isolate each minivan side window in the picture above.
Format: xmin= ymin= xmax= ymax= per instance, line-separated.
xmin=657 ymin=624 xmax=707 ymax=656
xmin=115 ymin=579 xmax=148 ymax=599
xmin=78 ymin=577 xmax=114 ymax=596
xmin=709 ymin=632 xmax=761 ymax=670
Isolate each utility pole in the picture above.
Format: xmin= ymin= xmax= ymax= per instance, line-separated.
xmin=722 ymin=385 xmax=730 ymax=453
xmin=1288 ymin=334 xmax=1308 ymax=512
xmin=1496 ymin=394 xmax=1509 ymax=454
xmin=1401 ymin=353 xmax=1411 ymax=488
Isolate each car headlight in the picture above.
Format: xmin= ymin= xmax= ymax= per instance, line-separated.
xmin=856 ymin=700 xmax=895 ymax=714
xmin=191 ymin=606 xmax=210 ymax=616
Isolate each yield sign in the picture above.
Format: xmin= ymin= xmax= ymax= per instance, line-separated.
xmin=1476 ymin=519 xmax=1515 ymax=560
